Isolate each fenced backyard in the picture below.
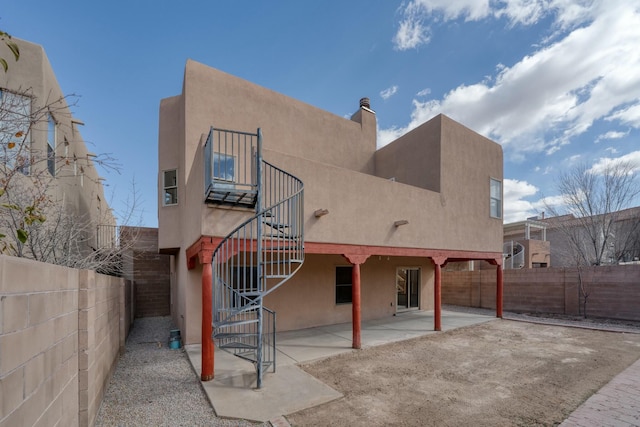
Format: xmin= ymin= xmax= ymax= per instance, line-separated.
xmin=443 ymin=264 xmax=640 ymax=321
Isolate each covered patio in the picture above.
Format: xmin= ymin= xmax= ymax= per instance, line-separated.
xmin=185 ymin=308 xmax=496 ymax=422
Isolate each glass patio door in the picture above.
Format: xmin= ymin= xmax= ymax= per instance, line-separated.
xmin=396 ymin=268 xmax=420 ymax=311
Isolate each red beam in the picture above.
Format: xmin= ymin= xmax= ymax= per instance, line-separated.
xmin=188 ymin=235 xmax=501 ymax=270
xmin=306 ymin=241 xmax=500 ymax=262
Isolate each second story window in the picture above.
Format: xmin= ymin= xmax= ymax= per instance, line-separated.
xmin=490 ymin=178 xmax=502 ymax=219
xmin=0 ymin=89 xmax=31 ymax=175
xmin=163 ymin=169 xmax=178 ymax=206
xmin=47 ymin=113 xmax=56 ymax=176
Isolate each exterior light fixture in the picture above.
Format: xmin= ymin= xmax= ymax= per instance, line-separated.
xmin=314 ymin=209 xmax=329 ymax=218
xmin=394 ymin=220 xmax=409 ymax=227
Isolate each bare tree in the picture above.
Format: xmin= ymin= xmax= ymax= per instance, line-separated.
xmin=0 ymin=87 xmax=141 ymax=275
xmin=545 ymin=160 xmax=640 ymax=317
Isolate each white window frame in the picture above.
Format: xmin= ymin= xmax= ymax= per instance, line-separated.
xmin=490 ymin=178 xmax=502 ymax=219
xmin=163 ymin=169 xmax=178 ymax=206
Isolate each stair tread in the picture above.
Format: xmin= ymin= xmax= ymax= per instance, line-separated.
xmin=220 ymin=342 xmax=258 ymax=350
xmin=214 ymin=332 xmax=259 ymax=339
xmin=263 ymin=221 xmax=289 ymax=229
xmin=216 ymin=318 xmax=259 ymax=328
xmin=262 ymin=259 xmax=303 ymax=265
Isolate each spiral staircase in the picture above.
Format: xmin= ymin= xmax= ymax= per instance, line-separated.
xmin=503 ymin=241 xmax=525 ymax=269
xmin=204 ymin=127 xmax=304 ymax=388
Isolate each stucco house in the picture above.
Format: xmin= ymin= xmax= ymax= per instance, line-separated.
xmin=158 ymin=60 xmax=504 ymax=385
xmin=0 ymin=38 xmax=115 ymax=262
xmin=502 ymin=218 xmax=551 ymax=269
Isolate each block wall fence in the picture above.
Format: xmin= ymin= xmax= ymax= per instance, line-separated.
xmin=443 ymin=265 xmax=640 ymax=321
xmin=0 ymin=255 xmax=132 ymax=427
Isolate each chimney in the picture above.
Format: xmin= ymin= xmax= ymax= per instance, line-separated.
xmin=359 ymin=97 xmax=370 ymax=109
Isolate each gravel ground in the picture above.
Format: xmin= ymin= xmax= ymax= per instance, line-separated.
xmin=96 ymin=310 xmax=640 ymax=426
xmin=95 ymin=316 xmax=266 ymax=427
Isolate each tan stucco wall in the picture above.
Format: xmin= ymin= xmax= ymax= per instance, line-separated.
xmin=179 ymin=254 xmax=434 ymax=343
xmin=266 ymin=254 xmax=434 ymax=331
xmin=158 ymin=60 xmax=503 ymax=343
xmin=0 ymin=39 xmax=115 ymax=247
xmin=157 ymin=95 xmax=184 ymax=251
xmin=375 ymin=116 xmax=442 ymax=192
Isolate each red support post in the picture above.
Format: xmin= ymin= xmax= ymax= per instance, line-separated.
xmin=352 ymin=263 xmax=362 ymax=349
xmin=496 ymin=263 xmax=503 ymax=318
xmin=201 ymin=262 xmax=214 ymax=381
xmin=434 ymin=262 xmax=442 ymax=331
xmin=343 ymin=253 xmax=369 ymax=350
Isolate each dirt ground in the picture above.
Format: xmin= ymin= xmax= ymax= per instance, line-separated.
xmin=287 ymin=319 xmax=640 ymax=427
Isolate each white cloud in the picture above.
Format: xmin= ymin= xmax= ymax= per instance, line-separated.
xmin=416 ymin=88 xmax=431 ymax=96
xmin=595 ymin=130 xmax=628 ymax=142
xmin=384 ymin=0 xmax=640 ymax=162
xmin=503 ymin=178 xmax=539 ymax=223
xmin=605 ymin=147 xmax=619 ymax=154
xmin=589 ymin=150 xmax=640 ymax=175
xmin=393 ymin=14 xmax=430 ymax=50
xmin=606 ymin=103 xmax=640 ymax=128
xmin=380 ymin=85 xmax=399 ymax=100
xmin=566 ymin=154 xmax=582 ymax=164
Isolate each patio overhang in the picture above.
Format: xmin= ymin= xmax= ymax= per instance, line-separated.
xmin=187 ymin=234 xmax=503 ymax=332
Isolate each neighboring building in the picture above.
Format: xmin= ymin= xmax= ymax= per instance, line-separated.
xmin=542 ymin=206 xmax=640 ymax=267
xmin=502 ymin=217 xmax=551 ymax=269
xmin=158 ymin=60 xmax=504 ymax=382
xmin=0 ymin=38 xmax=115 ymax=263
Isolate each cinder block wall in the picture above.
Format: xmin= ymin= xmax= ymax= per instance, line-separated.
xmin=0 ymin=255 xmax=130 ymax=427
xmin=120 ymin=227 xmax=171 ymax=318
xmin=133 ymin=250 xmax=170 ymax=317
xmin=78 ymin=271 xmax=123 ymax=426
xmin=443 ymin=265 xmax=640 ymax=321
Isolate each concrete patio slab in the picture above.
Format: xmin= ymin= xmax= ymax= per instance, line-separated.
xmin=185 ymin=309 xmax=496 ymax=422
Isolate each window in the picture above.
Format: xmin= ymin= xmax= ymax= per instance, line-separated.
xmin=213 ymin=153 xmax=235 ymax=182
xmin=490 ymin=178 xmax=502 ymax=219
xmin=47 ymin=113 xmax=56 ymax=176
xmin=335 ymin=266 xmax=353 ymax=304
xmin=163 ymin=169 xmax=178 ymax=206
xmin=0 ymin=89 xmax=31 ymax=174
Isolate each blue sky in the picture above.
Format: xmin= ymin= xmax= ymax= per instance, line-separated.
xmin=3 ymin=0 xmax=640 ymax=226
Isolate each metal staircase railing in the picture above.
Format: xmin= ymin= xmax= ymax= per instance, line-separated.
xmin=503 ymin=241 xmax=525 ymax=269
xmin=207 ymin=127 xmax=304 ymax=388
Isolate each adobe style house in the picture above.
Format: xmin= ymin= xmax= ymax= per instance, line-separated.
xmin=502 ymin=217 xmax=551 ymax=269
xmin=158 ymin=60 xmax=504 ymax=385
xmin=541 ymin=206 xmax=640 ymax=267
xmin=0 ymin=38 xmax=115 ymax=262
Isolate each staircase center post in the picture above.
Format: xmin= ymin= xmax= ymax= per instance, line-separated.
xmin=255 ymin=128 xmax=265 ymax=389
